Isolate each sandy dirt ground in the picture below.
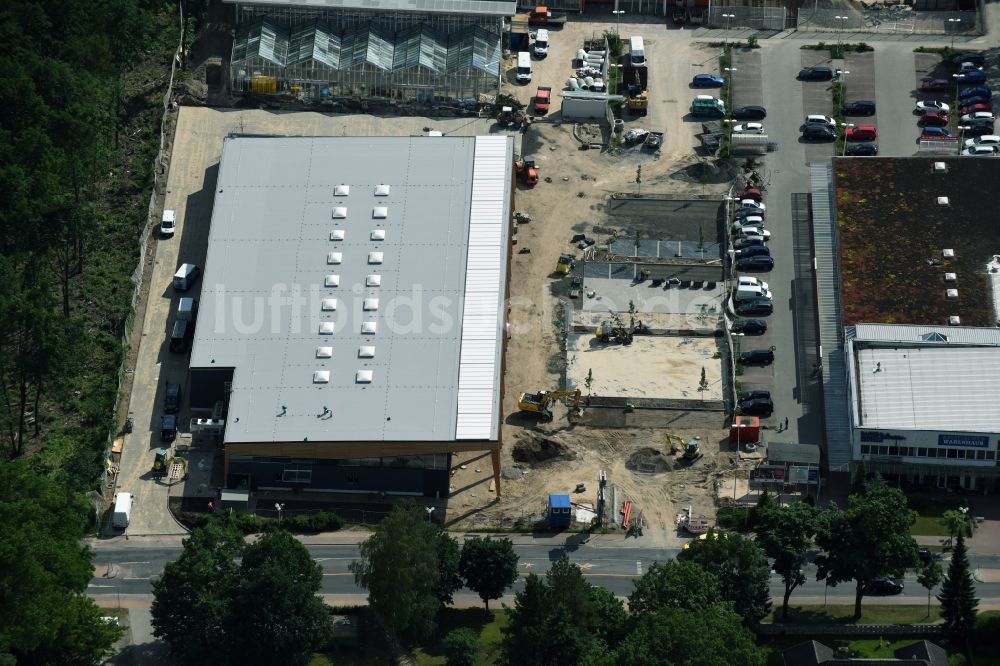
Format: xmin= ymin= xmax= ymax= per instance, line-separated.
xmin=565 ymin=334 xmax=723 ymax=400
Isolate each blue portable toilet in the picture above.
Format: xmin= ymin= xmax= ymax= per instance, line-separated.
xmin=549 ymin=494 xmax=572 ymax=528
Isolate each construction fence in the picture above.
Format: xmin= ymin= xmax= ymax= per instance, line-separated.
xmin=706 ymin=6 xmax=788 ymax=32
xmin=796 ymin=7 xmax=981 ymax=35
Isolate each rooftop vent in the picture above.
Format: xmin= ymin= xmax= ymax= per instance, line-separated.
xmin=319 ymin=322 xmax=335 ymax=334
xmin=321 ymin=298 xmax=338 ymax=311
xmin=356 ymin=370 xmax=374 ymax=383
xmin=359 ymin=345 xmax=375 ymax=358
xmin=937 ymin=196 xmax=950 ymax=206
xmin=949 ymin=315 xmax=962 ymax=325
xmin=944 ymin=272 xmax=957 ymax=283
xmin=371 ymin=229 xmax=386 ymax=241
xmin=330 ymin=229 xmax=345 ymax=241
xmin=373 ymin=206 xmax=388 ymax=219
xmin=933 ymin=162 xmax=947 ymax=172
xmin=368 ymin=251 xmax=384 ymax=264
xmin=332 ymin=206 xmax=348 ymax=219
xmin=363 ymin=298 xmax=379 ymax=311
xmin=316 ymin=346 xmax=333 ymax=358
xmin=375 ymin=184 xmax=390 ymax=196
xmin=946 ymin=288 xmax=959 ymax=300
xmin=313 ymin=370 xmax=331 ymax=383
xmin=327 ymin=251 xmax=343 ymax=265
xmin=366 ymin=274 xmax=382 ymax=287
xmin=335 ymin=184 xmax=350 ymax=196
xmin=942 ymin=248 xmax=955 ymax=259
xmin=361 ymin=321 xmax=377 ymax=334
xmin=325 ymin=274 xmax=340 ymax=287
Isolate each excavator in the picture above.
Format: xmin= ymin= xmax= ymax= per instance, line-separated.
xmin=595 ymin=312 xmax=634 ymax=345
xmin=518 ymin=388 xmax=582 ymax=420
xmin=556 ymin=254 xmax=575 ymax=274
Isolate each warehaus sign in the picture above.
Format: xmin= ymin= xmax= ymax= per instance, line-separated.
xmin=938 ymin=435 xmax=990 ymax=448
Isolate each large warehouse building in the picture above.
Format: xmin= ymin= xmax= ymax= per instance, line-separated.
xmin=188 ymin=135 xmax=514 ymax=498
xmin=225 ymin=0 xmax=512 ymax=102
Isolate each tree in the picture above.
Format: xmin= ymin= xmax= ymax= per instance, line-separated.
xmin=627 ymin=560 xmax=722 ymax=616
xmin=938 ymin=533 xmax=978 ymax=635
xmin=151 ymin=519 xmax=247 ymax=665
xmin=442 ymin=628 xmax=480 ymax=666
xmin=585 ymin=605 xmax=765 ymax=666
xmin=698 ymin=367 xmax=709 ymax=399
xmin=814 ymin=484 xmax=919 ymax=619
xmin=585 ymin=368 xmax=593 ymax=396
xmin=225 ymin=530 xmax=330 ymax=666
xmin=942 ymin=508 xmax=974 ymax=547
xmin=435 ymin=530 xmax=463 ymax=606
xmin=917 ymin=558 xmax=943 ymax=618
xmin=459 ymin=536 xmax=519 ymax=609
xmin=635 ymin=165 xmax=642 ymax=194
xmin=755 ymin=501 xmax=817 ymax=621
xmin=0 ymin=461 xmax=123 ymax=665
xmin=677 ymin=532 xmax=772 ymax=624
xmin=351 ymin=503 xmax=457 ymax=638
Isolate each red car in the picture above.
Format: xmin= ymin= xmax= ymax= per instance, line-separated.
xmin=738 ymin=187 xmax=764 ymax=202
xmin=919 ymin=78 xmax=950 ymax=92
xmin=961 ymin=102 xmax=992 ymax=115
xmin=919 ymin=111 xmax=950 ymax=127
xmin=845 ymin=125 xmax=878 ymax=141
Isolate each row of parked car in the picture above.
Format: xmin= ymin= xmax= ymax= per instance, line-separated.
xmin=730 ymin=188 xmax=775 ymax=326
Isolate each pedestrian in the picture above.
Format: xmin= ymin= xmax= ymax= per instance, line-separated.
xmin=784 ymin=417 xmax=789 ymax=430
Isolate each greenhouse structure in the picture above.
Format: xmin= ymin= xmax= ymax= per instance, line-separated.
xmin=231 ymin=17 xmax=503 ymax=103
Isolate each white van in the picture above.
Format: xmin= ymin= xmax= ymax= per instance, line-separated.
xmin=516 ymin=52 xmax=532 ymax=83
xmin=173 ymin=263 xmax=201 ymax=291
xmin=629 ymin=36 xmax=646 ymax=68
xmin=112 ymin=492 xmax=133 ymax=528
xmin=160 ymin=209 xmax=177 ymax=237
xmin=533 ymin=29 xmax=549 ymax=58
xmin=735 ymin=284 xmax=771 ymax=302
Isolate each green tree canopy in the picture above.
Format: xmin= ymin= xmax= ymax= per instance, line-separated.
xmin=676 ymin=532 xmax=772 ymax=624
xmin=815 ymin=484 xmax=919 ymax=619
xmin=459 ymin=536 xmax=519 ymax=609
xmin=917 ymin=557 xmax=944 ymax=618
xmin=627 ymin=560 xmax=722 ymax=616
xmin=0 ymin=460 xmax=122 ymax=664
xmin=584 ymin=605 xmax=766 ymax=666
xmin=938 ymin=533 xmax=978 ymax=635
xmin=442 ymin=627 xmax=480 ymax=666
xmin=755 ymin=501 xmax=817 ymax=621
xmin=350 ymin=503 xmax=461 ymax=638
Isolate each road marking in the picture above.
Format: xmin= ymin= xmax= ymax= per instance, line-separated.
xmin=123 ymin=577 xmax=150 ymax=580
xmin=636 ymin=561 xmax=643 ymax=575
xmin=522 ymin=562 xmax=534 ymax=569
xmin=117 ymin=561 xmax=151 ymax=565
xmin=88 ymin=584 xmax=115 ymax=588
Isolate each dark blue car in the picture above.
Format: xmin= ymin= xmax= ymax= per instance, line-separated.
xmin=955 ymin=71 xmax=987 ymax=84
xmin=692 ymin=73 xmax=725 ymax=88
xmin=959 ymin=85 xmax=992 ymax=100
xmin=920 ymin=127 xmax=955 ymax=139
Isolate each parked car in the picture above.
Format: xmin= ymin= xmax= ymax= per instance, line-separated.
xmin=843 ymin=100 xmax=876 ymax=116
xmin=738 ymin=276 xmax=769 ymax=291
xmin=915 ymin=100 xmax=949 ymax=113
xmin=802 ymin=124 xmax=837 ymax=141
xmin=733 ymin=105 xmax=767 ymax=120
xmin=846 ymin=125 xmax=877 ymax=141
xmin=959 ymin=85 xmax=991 ymax=100
xmin=740 ymin=199 xmax=765 ymax=212
xmin=798 ymin=66 xmax=834 ymax=81
xmin=965 ymin=134 xmax=1000 ymax=148
xmin=736 ymin=255 xmax=775 ymax=272
xmin=961 ymin=145 xmax=998 ymax=155
xmin=733 ymin=122 xmax=765 ymax=134
xmin=868 ymin=576 xmax=904 ymax=595
xmin=164 ymin=382 xmax=182 ymax=415
xmin=160 ymin=414 xmax=178 ymax=442
xmin=955 ymin=70 xmax=987 ymax=84
xmin=919 ymin=111 xmax=949 ymax=127
xmin=960 ymin=95 xmax=992 ymax=109
xmin=740 ymin=348 xmax=775 ymax=366
xmin=732 ymin=319 xmax=767 ymax=335
xmin=692 ymin=73 xmax=725 ymax=87
xmin=738 ymin=187 xmax=764 ymax=201
xmin=920 ymin=127 xmax=955 ymax=140
xmin=735 ymin=235 xmax=766 ymax=249
xmin=740 ymin=397 xmax=774 ymax=416
xmin=845 ymin=143 xmax=878 ymax=156
xmin=962 ymin=121 xmax=996 ymax=136
xmin=918 ymin=547 xmax=934 ymax=564
xmin=736 ymin=245 xmax=770 ymax=258
xmin=736 ymin=226 xmax=771 ymax=240
xmin=953 ymin=52 xmax=986 ymax=66
xmin=960 ymin=111 xmax=995 ymax=123
xmin=740 ymin=389 xmax=771 ymax=402
xmin=734 ymin=215 xmax=765 ymax=229
xmin=959 ymin=61 xmax=983 ymax=73
xmin=960 ymin=102 xmax=992 ymax=116
xmin=805 ymin=114 xmax=837 ymax=128
xmin=919 ymin=78 xmax=950 ymax=92
xmin=736 ymin=299 xmax=773 ymax=317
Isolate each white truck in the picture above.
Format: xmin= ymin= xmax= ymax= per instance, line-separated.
xmin=112 ymin=492 xmax=133 ymax=528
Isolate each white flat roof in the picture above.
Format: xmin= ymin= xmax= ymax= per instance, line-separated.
xmin=191 ymin=135 xmax=512 ymax=445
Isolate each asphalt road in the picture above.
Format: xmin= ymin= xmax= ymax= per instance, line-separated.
xmin=87 ymin=539 xmax=1000 ymax=606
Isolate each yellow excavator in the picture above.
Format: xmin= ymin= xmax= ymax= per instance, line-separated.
xmin=518 ymin=389 xmax=582 ymax=420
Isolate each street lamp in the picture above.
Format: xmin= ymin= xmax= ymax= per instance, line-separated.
xmin=836 ymin=69 xmax=850 ymax=111
xmin=840 ymin=122 xmax=854 ymax=156
xmin=612 ymin=10 xmax=625 ymax=38
xmin=724 ymin=67 xmax=737 ymax=123
xmin=425 ymin=506 xmax=435 ymax=522
xmin=275 ymin=502 xmax=285 ymax=523
xmin=834 ymin=15 xmax=849 ymax=53
xmin=722 ymin=13 xmax=736 ymax=48
xmin=948 ymin=18 xmax=961 ymax=50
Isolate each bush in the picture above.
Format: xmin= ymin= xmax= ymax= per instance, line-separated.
xmin=286 ymin=510 xmax=344 ymax=533
xmin=442 ymin=628 xmax=479 ymax=666
xmin=717 ymin=506 xmax=756 ymax=531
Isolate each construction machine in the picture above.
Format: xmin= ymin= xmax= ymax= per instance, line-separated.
xmin=556 ymin=253 xmax=575 ymax=274
xmin=518 ymin=389 xmax=582 ymax=420
xmin=595 ymin=312 xmax=633 ymax=344
xmin=515 ymin=155 xmax=539 ymax=185
xmin=682 ymin=438 xmax=703 ymax=462
xmin=152 ymin=447 xmax=169 ymax=476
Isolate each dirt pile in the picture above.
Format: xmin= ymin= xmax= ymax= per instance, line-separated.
xmin=512 ymin=434 xmax=576 ymax=466
xmin=670 ymin=159 xmax=741 ymax=184
xmin=625 ymin=447 xmax=674 ymax=473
